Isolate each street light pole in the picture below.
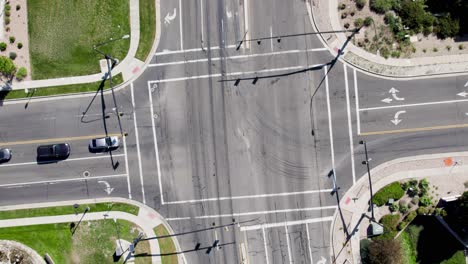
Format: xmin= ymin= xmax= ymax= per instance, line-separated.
xmin=360 ymin=140 xmax=375 ymax=221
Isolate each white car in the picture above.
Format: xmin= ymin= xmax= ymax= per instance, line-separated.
xmin=89 ymin=136 xmax=119 ymax=152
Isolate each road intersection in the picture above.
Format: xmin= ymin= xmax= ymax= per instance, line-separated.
xmin=0 ymin=0 xmax=468 ymax=263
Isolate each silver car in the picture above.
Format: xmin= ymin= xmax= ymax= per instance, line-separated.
xmin=0 ymin=148 xmax=12 ymax=162
xmin=89 ymin=136 xmax=119 ymax=152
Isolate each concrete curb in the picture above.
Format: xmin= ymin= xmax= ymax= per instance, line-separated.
xmin=307 ymin=0 xmax=468 ymax=80
xmin=331 ymin=151 xmax=468 ymax=264
xmin=0 ymin=197 xmax=186 ymax=264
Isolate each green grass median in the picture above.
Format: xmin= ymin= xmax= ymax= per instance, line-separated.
xmin=0 ymin=73 xmax=123 ymax=100
xmin=27 ymin=0 xmax=130 ymax=79
xmin=0 ymin=202 xmax=138 ymax=220
xmin=154 ymin=224 xmax=178 ymax=264
xmin=0 ymin=220 xmax=151 ymax=264
xmin=136 ymin=0 xmax=157 ymax=61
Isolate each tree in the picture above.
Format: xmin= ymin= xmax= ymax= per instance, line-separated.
xmin=399 ymin=0 xmax=434 ymax=34
xmin=419 ymin=196 xmax=432 ymax=207
xmin=368 ymin=239 xmax=403 ymax=264
xmin=435 ymin=15 xmax=460 ymax=39
xmin=0 ymin=56 xmax=16 ymax=78
xmin=15 ymin=67 xmax=27 ymax=81
xmin=370 ymin=0 xmax=394 ymax=14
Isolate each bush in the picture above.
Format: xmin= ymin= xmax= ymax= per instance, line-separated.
xmin=446 ymin=45 xmax=452 ymax=51
xmin=5 ymin=4 xmax=11 ymax=11
xmin=373 ymin=182 xmax=405 ymax=206
xmin=356 ymin=0 xmax=366 ymax=10
xmin=0 ymin=42 xmax=6 ymax=52
xmin=380 ymin=214 xmax=400 ymax=231
xmin=408 ymin=187 xmax=419 ymax=197
xmin=9 ymin=36 xmax=15 ymax=43
xmin=435 ymin=15 xmax=460 ymax=39
xmin=9 ymin=52 xmax=16 ymax=60
xmin=17 ymin=42 xmax=22 ymax=49
xmin=341 ymin=12 xmax=348 ymax=19
xmin=339 ymin=3 xmax=346 ymax=10
xmin=411 ymin=196 xmax=419 ymax=205
xmin=401 ymin=182 xmax=409 ymax=191
xmin=368 ymin=239 xmax=403 ymax=264
xmin=459 ymin=44 xmax=465 ymax=50
xmin=406 ymin=211 xmax=417 ymax=222
xmin=370 ymin=0 xmax=394 ymax=14
xmin=389 ymin=203 xmax=399 ymax=212
xmin=354 ymin=18 xmax=364 ymax=27
xmin=5 ymin=17 xmax=10 ymax=25
xmin=417 ymin=207 xmax=428 ymax=215
xmin=344 ymin=23 xmax=350 ymax=29
xmin=15 ymin=67 xmax=27 ymax=80
xmin=397 ymin=221 xmax=407 ymax=231
xmin=399 ymin=0 xmax=434 ymax=34
xmin=433 ymin=47 xmax=438 ymax=52
xmin=418 ymin=179 xmax=429 ymax=190
xmin=391 ymin=50 xmax=400 ymax=58
xmin=399 ymin=204 xmax=408 ymax=214
xmin=0 ymin=56 xmax=16 ymax=77
xmin=15 ymin=4 xmax=20 ymax=11
xmin=5 ymin=10 xmax=10 ymax=17
xmin=364 ymin=16 xmax=373 ymax=27
xmin=419 ymin=196 xmax=432 ymax=207
xmin=380 ymin=46 xmax=390 ymax=59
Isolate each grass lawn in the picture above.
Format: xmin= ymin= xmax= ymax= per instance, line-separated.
xmin=0 ymin=220 xmax=150 ymax=264
xmin=154 ymin=224 xmax=178 ymax=264
xmin=0 ymin=73 xmax=123 ymax=100
xmin=373 ymin=182 xmax=405 ymax=206
xmin=398 ymin=231 xmax=417 ymax=264
xmin=0 ymin=201 xmax=138 ymax=220
xmin=27 ymin=0 xmax=130 ymax=79
xmin=136 ymin=0 xmax=156 ymax=61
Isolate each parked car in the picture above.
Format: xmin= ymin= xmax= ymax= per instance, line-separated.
xmin=37 ymin=143 xmax=70 ymax=160
xmin=89 ymin=136 xmax=119 ymax=152
xmin=0 ymin=148 xmax=12 ymax=162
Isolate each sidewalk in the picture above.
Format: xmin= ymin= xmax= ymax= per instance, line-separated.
xmin=307 ymin=0 xmax=468 ymax=78
xmin=0 ymin=197 xmax=186 ymax=264
xmin=332 ymin=152 xmax=468 ymax=264
xmin=9 ymin=0 xmax=159 ymax=91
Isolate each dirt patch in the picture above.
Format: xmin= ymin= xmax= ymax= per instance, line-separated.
xmin=1 ymin=0 xmax=31 ymax=81
xmin=0 ymin=240 xmax=44 ymax=264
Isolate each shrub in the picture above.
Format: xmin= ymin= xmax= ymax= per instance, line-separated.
xmin=373 ymin=182 xmax=405 ymax=206
xmin=406 ymin=211 xmax=417 ymax=222
xmin=423 ymin=48 xmax=427 ymax=53
xmin=418 ymin=179 xmax=429 ymax=189
xmin=397 ymin=221 xmax=407 ymax=231
xmin=356 ymin=0 xmax=366 ymax=10
xmin=354 ymin=18 xmax=364 ymax=27
xmin=364 ymin=17 xmax=373 ymax=27
xmin=5 ymin=4 xmax=11 ymax=11
xmin=9 ymin=36 xmax=15 ymax=43
xmin=435 ymin=15 xmax=460 ymax=39
xmin=344 ymin=23 xmax=350 ymax=29
xmin=380 ymin=46 xmax=390 ymax=59
xmin=0 ymin=42 xmax=6 ymax=51
xmin=380 ymin=214 xmax=400 ymax=232
xmin=15 ymin=4 xmax=20 ymax=11
xmin=0 ymin=56 xmax=16 ymax=77
xmin=350 ymin=10 xmax=355 ymax=16
xmin=5 ymin=10 xmax=10 ymax=17
xmin=411 ymin=197 xmax=419 ymax=205
xmin=409 ymin=180 xmax=418 ymax=188
xmin=417 ymin=207 xmax=428 ymax=215
xmin=368 ymin=239 xmax=403 ymax=264
xmin=459 ymin=44 xmax=465 ymax=50
xmin=15 ymin=67 xmax=27 ymax=80
xmin=17 ymin=42 xmax=22 ymax=49
xmin=399 ymin=204 xmax=408 ymax=214
xmin=419 ymin=196 xmax=432 ymax=207
xmin=370 ymin=0 xmax=393 ymax=14
xmin=341 ymin=12 xmax=348 ymax=19
xmin=339 ymin=3 xmax=346 ymax=10
xmin=391 ymin=50 xmax=400 ymax=58
xmin=9 ymin=52 xmax=16 ymax=60
xmin=433 ymin=47 xmax=438 ymax=52
xmin=5 ymin=17 xmax=10 ymax=25
xmin=389 ymin=203 xmax=399 ymax=212
xmin=5 ymin=27 xmax=9 ymax=32
xmin=446 ymin=45 xmax=452 ymax=51
xmin=408 ymin=187 xmax=419 ymax=197
xmin=401 ymin=182 xmax=409 ymax=191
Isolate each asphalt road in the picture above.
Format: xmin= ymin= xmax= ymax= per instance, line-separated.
xmin=0 ymin=0 xmax=468 ymax=263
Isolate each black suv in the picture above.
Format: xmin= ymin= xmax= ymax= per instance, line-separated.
xmin=37 ymin=143 xmax=70 ymax=161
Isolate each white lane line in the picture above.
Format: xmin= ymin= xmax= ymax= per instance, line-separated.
xmin=200 ymin=0 xmax=204 ymax=45
xmin=179 ymin=0 xmax=183 ymax=50
xmin=344 ymin=64 xmax=356 ymax=185
xmin=285 ymin=224 xmax=293 ymax=264
xmin=147 ymin=83 xmax=164 ymax=205
xmin=306 ymin=223 xmax=313 ymax=264
xmin=262 ymin=226 xmax=270 ymax=264
xmin=0 ymin=154 xmax=125 ymax=168
xmin=122 ymin=134 xmax=132 ymax=199
xmin=165 ymin=206 xmax=338 ymax=220
xmin=149 ymin=48 xmax=327 ymax=67
xmin=131 ymin=83 xmax=146 ymax=204
xmin=154 ymin=44 xmax=237 ymax=55
xmin=353 ymin=69 xmax=361 ymax=135
xmin=325 ymin=66 xmax=337 ymax=190
xmin=360 ymin=97 xmax=468 ymax=111
xmin=270 ymin=26 xmax=273 ymax=51
xmin=0 ymin=174 xmax=127 ymax=188
xmin=241 ymin=216 xmax=334 ymax=231
xmin=148 ymin=63 xmax=326 ymax=85
xmin=244 ymin=0 xmax=250 ymax=49
xmin=163 ymin=189 xmax=333 ymax=205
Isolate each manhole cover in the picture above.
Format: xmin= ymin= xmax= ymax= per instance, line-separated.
xmin=83 ymin=171 xmax=90 ymax=177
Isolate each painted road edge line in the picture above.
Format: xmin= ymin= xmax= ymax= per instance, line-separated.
xmin=240 ymin=216 xmax=334 ymax=231
xmin=0 ymin=154 xmax=125 ymax=168
xmin=131 ymin=83 xmax=146 ymax=205
xmin=344 ymin=64 xmax=356 ymax=185
xmin=0 ymin=174 xmax=127 ymax=188
xmin=0 ymin=133 xmax=121 ymax=147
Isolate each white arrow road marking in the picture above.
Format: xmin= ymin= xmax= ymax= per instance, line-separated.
xmin=226 ymin=10 xmax=232 ymax=18
xmin=457 ymin=91 xmax=468 ymax=97
xmin=98 ymin=180 xmax=114 ymax=195
xmin=381 ymin=97 xmax=393 ymax=104
xmin=164 ymin=8 xmax=177 ymax=25
xmin=391 ymin=110 xmax=406 ymax=125
xmin=317 ymin=256 xmax=326 ymax=264
xmin=389 ymin=87 xmax=404 ymax=101
xmin=464 ymin=81 xmax=468 ymax=87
